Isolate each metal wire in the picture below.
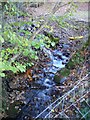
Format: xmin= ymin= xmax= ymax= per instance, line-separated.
xmin=80 ymin=110 xmax=90 ymax=120
xmin=53 ymin=92 xmax=89 ymax=118
xmin=35 ymin=74 xmax=89 ymax=119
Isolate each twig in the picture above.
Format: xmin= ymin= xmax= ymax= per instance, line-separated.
xmin=30 ymin=1 xmax=63 ymax=40
xmin=45 ymin=74 xmax=89 ymax=118
xmin=31 ymin=22 xmax=47 ymax=40
xmin=10 ymin=53 xmax=21 ymax=62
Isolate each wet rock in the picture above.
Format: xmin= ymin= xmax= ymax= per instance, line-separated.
xmin=54 ymin=75 xmax=62 ymax=84
xmin=45 ymin=66 xmax=59 ymax=74
xmin=60 ymin=77 xmax=67 ymax=84
xmin=31 ymin=82 xmax=47 ymax=90
xmin=29 ymin=2 xmax=44 ymax=8
xmin=53 ymin=60 xmax=65 ymax=68
xmin=61 ymin=55 xmax=67 ymax=60
xmin=23 ymin=24 xmax=29 ymax=31
xmin=47 ymin=73 xmax=55 ymax=78
xmin=23 ymin=115 xmax=30 ymax=120
xmin=19 ymin=32 xmax=25 ymax=36
xmin=63 ymin=52 xmax=70 ymax=57
xmin=63 ymin=44 xmax=70 ymax=49
xmin=31 ymin=24 xmax=35 ymax=28
xmin=9 ymin=81 xmax=17 ymax=90
xmin=27 ymin=27 xmax=31 ymax=31
xmin=62 ymin=59 xmax=69 ymax=64
xmin=59 ymin=44 xmax=63 ymax=48
xmin=53 ymin=50 xmax=62 ymax=56
xmin=43 ymin=78 xmax=55 ymax=88
xmin=58 ymin=55 xmax=64 ymax=60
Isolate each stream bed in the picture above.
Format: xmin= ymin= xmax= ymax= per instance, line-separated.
xmin=2 ymin=20 xmax=89 ymax=120
xmin=6 ymin=44 xmax=71 ymax=120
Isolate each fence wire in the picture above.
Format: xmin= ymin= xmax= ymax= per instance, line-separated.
xmin=35 ymin=73 xmax=90 ymax=119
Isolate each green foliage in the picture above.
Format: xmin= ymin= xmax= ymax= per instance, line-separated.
xmin=42 ymin=31 xmax=59 ymax=48
xmin=59 ymin=68 xmax=70 ymax=77
xmin=3 ymin=2 xmax=29 ymax=17
xmin=50 ymin=15 xmax=69 ymax=28
xmin=0 ymin=1 xmax=77 ymax=77
xmin=67 ymin=51 xmax=84 ymax=69
xmin=80 ymin=101 xmax=90 ymax=120
xmin=0 ymin=23 xmax=43 ymax=77
xmin=1 ymin=1 xmax=49 ymax=77
xmin=54 ymin=49 xmax=85 ymax=80
xmin=0 ymin=35 xmax=4 ymax=43
xmin=82 ymin=35 xmax=90 ymax=50
xmin=50 ymin=1 xmax=77 ymax=28
xmin=54 ymin=68 xmax=70 ymax=84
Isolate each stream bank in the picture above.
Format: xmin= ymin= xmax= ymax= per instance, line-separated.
xmin=2 ymin=19 xmax=89 ymax=120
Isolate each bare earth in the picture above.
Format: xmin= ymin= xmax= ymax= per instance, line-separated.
xmin=26 ymin=2 xmax=89 ymax=22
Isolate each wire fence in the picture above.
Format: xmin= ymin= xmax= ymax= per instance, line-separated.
xmin=35 ymin=73 xmax=90 ymax=119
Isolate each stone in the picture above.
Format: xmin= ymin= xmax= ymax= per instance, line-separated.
xmin=60 ymin=77 xmax=67 ymax=84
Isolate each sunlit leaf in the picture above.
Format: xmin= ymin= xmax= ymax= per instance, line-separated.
xmin=0 ymin=35 xmax=4 ymax=43
xmin=51 ymin=42 xmax=55 ymax=46
xmin=69 ymin=36 xmax=84 ymax=40
xmin=0 ymin=72 xmax=5 ymax=77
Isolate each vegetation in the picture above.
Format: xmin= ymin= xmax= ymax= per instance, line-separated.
xmin=0 ymin=1 xmax=76 ymax=77
xmin=0 ymin=1 xmax=89 ymax=120
xmin=54 ymin=34 xmax=90 ymax=82
xmin=0 ymin=2 xmax=47 ymax=77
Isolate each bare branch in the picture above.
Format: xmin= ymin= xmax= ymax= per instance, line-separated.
xmin=8 ymin=1 xmax=75 ymax=63
xmin=10 ymin=53 xmax=21 ymax=62
xmin=30 ymin=1 xmax=63 ymax=40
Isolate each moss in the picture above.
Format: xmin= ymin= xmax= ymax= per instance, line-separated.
xmin=59 ymin=68 xmax=70 ymax=77
xmin=54 ymin=68 xmax=70 ymax=84
xmin=54 ymin=46 xmax=86 ymax=84
xmin=54 ymin=75 xmax=61 ymax=84
xmin=66 ymin=51 xmax=85 ymax=69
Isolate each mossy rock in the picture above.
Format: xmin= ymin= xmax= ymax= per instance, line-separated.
xmin=54 ymin=68 xmax=70 ymax=84
xmin=54 ymin=75 xmax=61 ymax=84
xmin=66 ymin=51 xmax=85 ymax=69
xmin=60 ymin=68 xmax=70 ymax=76
xmin=54 ymin=36 xmax=89 ymax=84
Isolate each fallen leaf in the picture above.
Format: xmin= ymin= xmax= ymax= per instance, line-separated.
xmin=69 ymin=36 xmax=84 ymax=40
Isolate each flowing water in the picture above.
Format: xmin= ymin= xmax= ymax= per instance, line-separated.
xmin=14 ymin=45 xmax=71 ymax=120
xmin=3 ymin=20 xmax=89 ymax=120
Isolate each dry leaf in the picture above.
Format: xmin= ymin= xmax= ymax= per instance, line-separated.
xmin=69 ymin=36 xmax=84 ymax=40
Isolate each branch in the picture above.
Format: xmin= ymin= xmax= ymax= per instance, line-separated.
xmin=30 ymin=1 xmax=73 ymax=40
xmin=31 ymin=22 xmax=47 ymax=40
xmin=30 ymin=1 xmax=63 ymax=40
xmin=10 ymin=53 xmax=21 ymax=62
xmin=54 ymin=92 xmax=89 ymax=118
xmin=8 ymin=1 xmax=74 ymax=62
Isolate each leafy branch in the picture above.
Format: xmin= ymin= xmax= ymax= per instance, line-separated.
xmin=0 ymin=1 xmax=77 ymax=77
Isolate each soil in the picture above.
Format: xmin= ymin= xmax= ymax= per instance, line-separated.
xmin=26 ymin=2 xmax=89 ymax=22
xmin=1 ymin=2 xmax=90 ymax=120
